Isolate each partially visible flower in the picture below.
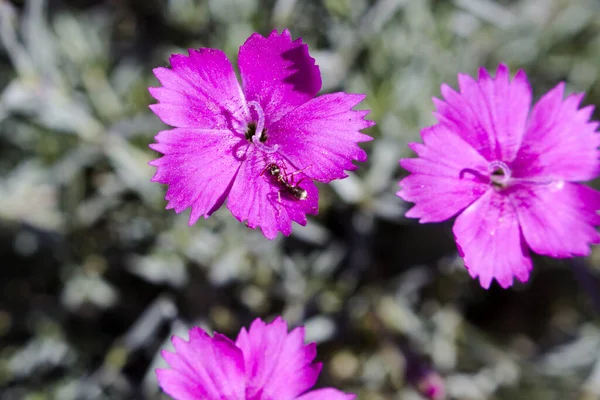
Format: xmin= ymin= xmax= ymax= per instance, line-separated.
xmin=416 ymin=372 xmax=445 ymax=400
xmin=398 ymin=64 xmax=600 ymax=289
xmin=156 ymin=317 xmax=354 ymax=400
xmin=401 ymin=337 xmax=445 ymax=400
xmin=149 ymin=30 xmax=373 ymax=239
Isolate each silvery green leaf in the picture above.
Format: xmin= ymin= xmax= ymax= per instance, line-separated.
xmin=0 ymin=161 xmax=63 ymax=230
xmin=61 ymin=273 xmax=119 ymax=310
xmin=127 ymin=254 xmax=188 ymax=287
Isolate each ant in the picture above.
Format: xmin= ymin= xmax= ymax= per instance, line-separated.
xmin=261 ymin=162 xmax=309 ymax=202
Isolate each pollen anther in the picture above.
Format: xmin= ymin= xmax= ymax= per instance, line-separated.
xmin=248 ymin=101 xmax=279 ymax=153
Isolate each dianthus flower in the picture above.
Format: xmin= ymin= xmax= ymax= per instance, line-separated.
xmin=148 ymin=30 xmax=373 ymax=239
xmin=398 ymin=64 xmax=600 ymax=288
xmin=156 ymin=317 xmax=355 ymax=400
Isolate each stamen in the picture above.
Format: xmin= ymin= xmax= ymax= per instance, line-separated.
xmin=252 ymin=133 xmax=280 ymax=153
xmin=488 ymin=160 xmax=511 ymax=178
xmin=247 ymin=101 xmax=265 ymax=136
xmin=488 ymin=160 xmax=512 ymax=187
xmin=248 ymin=101 xmax=280 ymax=154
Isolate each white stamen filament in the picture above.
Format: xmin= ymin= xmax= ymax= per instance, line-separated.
xmin=247 ymin=101 xmax=265 ymax=135
xmin=488 ymin=160 xmax=511 ymax=186
xmin=488 ymin=160 xmax=511 ymax=178
xmin=247 ymin=101 xmax=279 ymax=154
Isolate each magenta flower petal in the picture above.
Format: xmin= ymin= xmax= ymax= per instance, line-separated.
xmin=155 ymin=370 xmax=201 ymax=400
xmin=453 ymin=190 xmax=533 ymax=289
xmin=398 ymin=124 xmax=489 ymax=223
xmin=235 ymin=317 xmax=322 ymax=400
xmin=238 ymin=29 xmax=321 ymax=124
xmin=226 ymin=148 xmax=319 ymax=239
xmin=400 ymin=64 xmax=600 ymax=289
xmin=296 ymin=389 xmax=356 ymax=400
xmin=156 ymin=327 xmax=246 ymax=400
xmin=149 ymin=49 xmax=249 ymax=130
xmin=268 ymin=93 xmax=374 ymax=182
xmin=434 ymin=64 xmax=531 ymax=162
xmin=511 ymin=83 xmax=600 ymax=181
xmin=149 ymin=128 xmax=244 ymax=223
xmin=511 ymin=182 xmax=600 ymax=257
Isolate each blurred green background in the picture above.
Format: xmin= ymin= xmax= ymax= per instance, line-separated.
xmin=1 ymin=0 xmax=600 ymax=399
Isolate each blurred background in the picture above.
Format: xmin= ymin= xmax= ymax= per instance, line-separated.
xmin=1 ymin=0 xmax=600 ymax=399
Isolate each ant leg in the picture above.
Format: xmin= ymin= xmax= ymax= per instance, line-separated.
xmin=266 ymin=192 xmax=282 ymax=216
xmin=295 ymin=177 xmax=307 ymax=187
xmin=286 ymin=165 xmax=313 ymax=185
xmin=260 ymin=163 xmax=272 ymax=177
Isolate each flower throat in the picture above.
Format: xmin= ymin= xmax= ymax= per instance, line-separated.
xmin=246 ymin=101 xmax=279 ymax=153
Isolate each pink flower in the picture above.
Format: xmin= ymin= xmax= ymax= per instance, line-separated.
xmin=156 ymin=317 xmax=355 ymax=400
xmin=398 ymin=64 xmax=600 ymax=289
xmin=148 ymin=30 xmax=373 ymax=239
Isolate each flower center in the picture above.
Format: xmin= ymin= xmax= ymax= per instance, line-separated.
xmin=245 ymin=123 xmax=267 ymax=143
xmin=488 ymin=160 xmax=512 ymax=189
xmin=246 ymin=101 xmax=279 ymax=154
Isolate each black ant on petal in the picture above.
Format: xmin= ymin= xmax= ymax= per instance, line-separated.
xmin=261 ymin=162 xmax=309 ymax=202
